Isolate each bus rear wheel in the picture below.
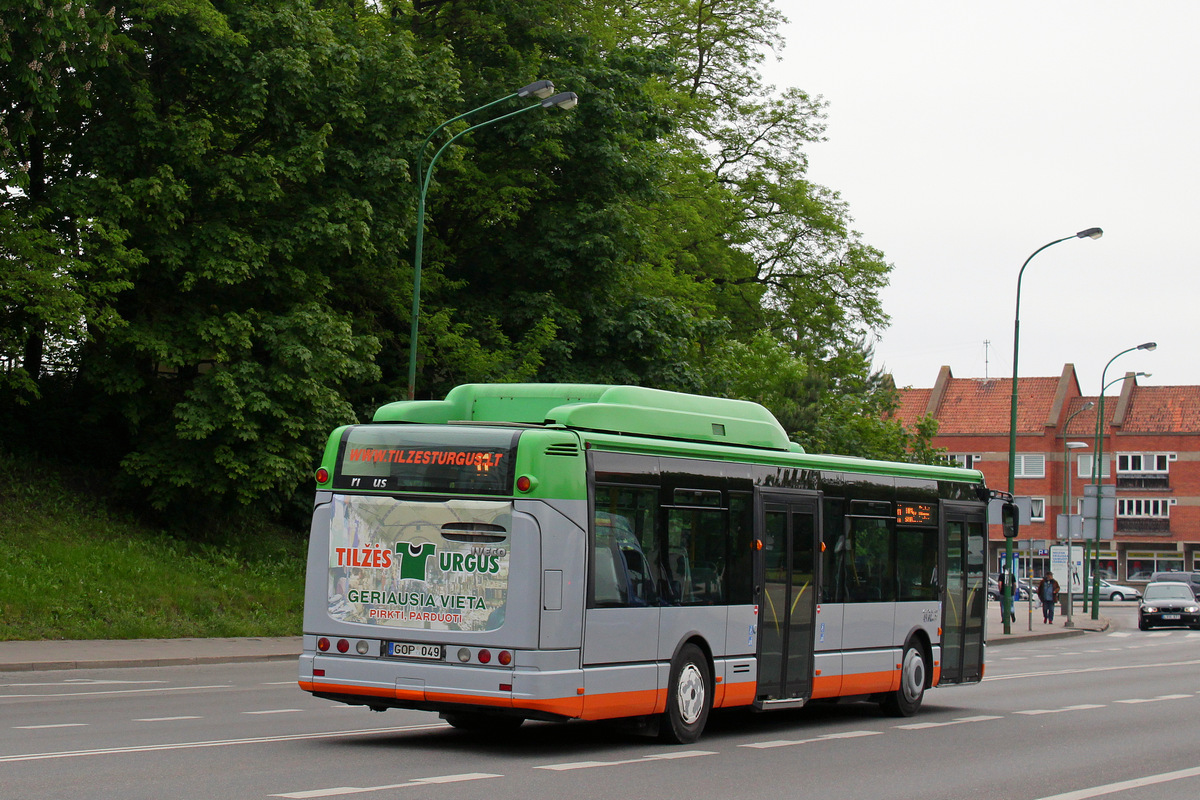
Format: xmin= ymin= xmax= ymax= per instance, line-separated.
xmin=660 ymin=643 xmax=712 ymax=744
xmin=881 ymin=642 xmax=926 ymax=717
xmin=440 ymin=711 xmax=524 ymax=732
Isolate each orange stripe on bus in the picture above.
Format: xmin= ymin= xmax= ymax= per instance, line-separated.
xmin=580 ymin=688 xmax=662 ymax=720
xmin=836 ymin=670 xmax=898 ymax=696
xmin=716 ymin=680 xmax=756 ymax=708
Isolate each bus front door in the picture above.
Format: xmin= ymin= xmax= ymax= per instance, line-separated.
xmin=940 ymin=506 xmax=986 ymax=684
xmin=755 ymin=492 xmax=819 ymax=707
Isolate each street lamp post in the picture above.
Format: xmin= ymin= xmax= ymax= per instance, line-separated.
xmin=407 ymin=82 xmax=579 ymax=400
xmin=1005 ymin=227 xmax=1102 ymax=634
xmin=1090 ymin=350 xmax=1155 ymax=618
xmin=1062 ymin=430 xmax=1090 ymax=628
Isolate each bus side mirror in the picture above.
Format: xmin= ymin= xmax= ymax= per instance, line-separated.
xmin=1002 ymin=502 xmax=1019 ymax=539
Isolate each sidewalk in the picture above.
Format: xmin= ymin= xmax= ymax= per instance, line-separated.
xmin=0 ymin=601 xmax=1112 ymax=672
xmin=0 ymin=636 xmax=302 ymax=672
xmin=986 ymin=598 xmax=1110 ymax=645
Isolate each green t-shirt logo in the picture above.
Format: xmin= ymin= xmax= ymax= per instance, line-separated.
xmin=396 ymin=542 xmax=436 ymax=580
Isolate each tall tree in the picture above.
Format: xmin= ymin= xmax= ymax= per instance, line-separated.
xmin=66 ymin=0 xmax=456 ymax=511
xmin=0 ymin=0 xmax=133 ymax=399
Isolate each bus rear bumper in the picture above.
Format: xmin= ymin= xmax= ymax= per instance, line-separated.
xmin=299 ymin=651 xmax=588 ymax=721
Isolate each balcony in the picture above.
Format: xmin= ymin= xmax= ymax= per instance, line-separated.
xmin=1116 ymin=518 xmax=1171 ymax=534
xmin=1116 ymin=473 xmax=1171 ymax=490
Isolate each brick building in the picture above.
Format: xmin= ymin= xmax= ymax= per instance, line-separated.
xmin=891 ymin=365 xmax=1200 ymax=584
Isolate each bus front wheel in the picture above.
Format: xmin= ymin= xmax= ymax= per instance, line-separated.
xmin=660 ymin=643 xmax=712 ymax=744
xmin=880 ymin=642 xmax=926 ymax=717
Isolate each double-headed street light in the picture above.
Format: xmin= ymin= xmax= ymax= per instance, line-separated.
xmin=1004 ymin=227 xmax=1103 ymax=634
xmin=1089 ymin=350 xmax=1155 ymax=618
xmin=407 ymin=81 xmax=580 ymax=400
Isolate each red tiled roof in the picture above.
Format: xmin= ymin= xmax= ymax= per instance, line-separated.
xmin=1062 ymin=396 xmax=1097 ymax=437
xmin=1119 ymin=386 xmax=1200 ymax=433
xmin=895 ymin=377 xmax=1061 ymax=434
xmin=893 ymin=388 xmax=931 ymax=423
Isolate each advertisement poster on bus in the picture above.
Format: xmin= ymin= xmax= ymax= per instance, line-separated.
xmin=326 ymin=494 xmax=511 ymax=632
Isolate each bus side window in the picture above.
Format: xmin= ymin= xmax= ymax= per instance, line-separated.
xmin=593 ymin=542 xmax=627 ymax=606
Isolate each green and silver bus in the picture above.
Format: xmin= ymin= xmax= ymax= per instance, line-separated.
xmin=299 ymin=384 xmax=992 ymax=743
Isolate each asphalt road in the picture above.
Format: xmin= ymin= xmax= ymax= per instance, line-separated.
xmin=3 ymin=603 xmax=1198 ymax=800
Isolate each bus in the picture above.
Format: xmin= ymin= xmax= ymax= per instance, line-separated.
xmin=298 ymin=383 xmax=995 ymax=743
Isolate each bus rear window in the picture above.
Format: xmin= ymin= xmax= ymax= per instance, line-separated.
xmin=334 ymin=425 xmax=520 ymax=495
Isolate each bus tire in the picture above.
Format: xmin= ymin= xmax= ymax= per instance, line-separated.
xmin=660 ymin=643 xmax=712 ymax=744
xmin=881 ymin=641 xmax=926 ymax=717
xmin=440 ymin=711 xmax=524 ymax=732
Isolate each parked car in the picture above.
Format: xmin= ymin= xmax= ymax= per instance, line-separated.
xmin=987 ymin=577 xmax=1001 ymax=600
xmin=1098 ymin=579 xmax=1142 ymax=601
xmin=1148 ymin=571 xmax=1200 ymax=597
xmin=1138 ymin=581 xmax=1200 ymax=630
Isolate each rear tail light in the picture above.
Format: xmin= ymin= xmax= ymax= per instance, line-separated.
xmin=477 ymin=649 xmax=492 ymax=664
xmin=317 ymin=638 xmax=330 ymax=652
xmin=498 ymin=650 xmax=512 ymax=666
xmin=336 ymin=639 xmax=350 ymax=653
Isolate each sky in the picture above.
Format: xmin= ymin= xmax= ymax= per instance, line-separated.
xmin=761 ymin=1 xmax=1199 ymax=395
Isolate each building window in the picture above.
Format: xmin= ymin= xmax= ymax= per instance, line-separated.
xmin=1117 ymin=453 xmax=1174 ymax=473
xmin=1076 ymin=454 xmax=1110 ymax=479
xmin=1014 ymin=454 xmax=1045 ymax=478
xmin=949 ymin=454 xmax=982 ymax=469
xmin=1116 ymin=452 xmax=1174 ymax=489
xmin=1116 ymin=498 xmax=1175 ymax=534
xmin=1127 ymin=552 xmax=1184 ymax=582
xmin=1030 ymin=497 xmax=1046 ymax=522
xmin=1117 ymin=498 xmax=1174 ymax=518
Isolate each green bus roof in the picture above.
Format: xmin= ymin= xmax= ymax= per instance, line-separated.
xmin=373 ymin=383 xmax=802 ymax=452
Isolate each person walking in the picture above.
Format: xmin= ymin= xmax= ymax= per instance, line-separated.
xmin=998 ymin=570 xmax=1016 ymax=623
xmin=1038 ymin=572 xmax=1061 ymax=624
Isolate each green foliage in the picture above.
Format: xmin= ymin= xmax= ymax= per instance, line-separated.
xmin=0 ymin=451 xmax=303 ymax=640
xmin=3 ymin=0 xmax=918 ymax=519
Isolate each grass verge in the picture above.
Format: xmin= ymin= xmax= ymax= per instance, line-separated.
xmin=0 ymin=454 xmax=305 ymax=641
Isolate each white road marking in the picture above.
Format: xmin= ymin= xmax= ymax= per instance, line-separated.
xmin=536 ymin=750 xmax=715 ymax=770
xmin=0 ymin=684 xmax=232 ymax=699
xmin=985 ymin=657 xmax=1200 ymax=682
xmin=1115 ymin=694 xmax=1192 ymax=704
xmin=895 ymin=715 xmax=1002 ymax=730
xmin=14 ymin=723 xmax=88 ymax=729
xmin=1014 ymin=704 xmax=1104 ymax=715
xmin=0 ymin=723 xmax=448 ymax=763
xmin=242 ymin=709 xmax=304 ymax=715
xmin=135 ymin=717 xmax=202 ymax=722
xmin=1031 ymin=764 xmax=1200 ymax=800
xmin=0 ymin=679 xmax=165 ymax=689
xmin=271 ymin=773 xmax=503 ymax=798
xmin=740 ymin=730 xmax=882 ymax=749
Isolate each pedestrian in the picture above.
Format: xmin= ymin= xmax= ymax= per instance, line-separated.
xmin=998 ymin=570 xmax=1016 ymax=623
xmin=1038 ymin=572 xmax=1061 ymax=623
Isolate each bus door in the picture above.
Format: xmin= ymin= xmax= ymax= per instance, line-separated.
xmin=754 ymin=491 xmax=819 ymax=707
xmin=940 ymin=505 xmax=986 ymax=683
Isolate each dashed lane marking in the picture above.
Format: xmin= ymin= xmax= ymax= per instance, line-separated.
xmin=895 ymin=715 xmax=1002 ymax=730
xmin=739 ymin=730 xmax=882 ymax=749
xmin=536 ymin=750 xmax=716 ymax=770
xmin=1115 ymin=694 xmax=1192 ymax=704
xmin=1014 ymin=704 xmax=1105 ymax=715
xmin=271 ymin=773 xmax=504 ymax=799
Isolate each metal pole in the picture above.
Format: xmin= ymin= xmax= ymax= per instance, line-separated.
xmin=1091 ymin=347 xmax=1155 ymax=618
xmin=1006 ymin=232 xmax=1096 ymax=634
xmin=407 ymin=94 xmax=574 ymax=400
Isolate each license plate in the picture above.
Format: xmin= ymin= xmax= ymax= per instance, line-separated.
xmin=387 ymin=641 xmax=444 ymax=660
xmin=1162 ymin=614 xmax=1181 ymax=620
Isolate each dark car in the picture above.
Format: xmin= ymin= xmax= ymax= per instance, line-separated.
xmin=1138 ymin=582 xmax=1200 ymax=630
